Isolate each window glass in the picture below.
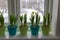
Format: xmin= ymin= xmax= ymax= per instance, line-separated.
xmin=20 ymin=0 xmax=44 ymax=23
xmin=0 ymin=0 xmax=8 ymax=23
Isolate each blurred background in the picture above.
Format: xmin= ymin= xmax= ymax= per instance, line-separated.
xmin=0 ymin=0 xmax=44 ymax=23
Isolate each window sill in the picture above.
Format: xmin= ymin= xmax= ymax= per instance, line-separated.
xmin=0 ymin=31 xmax=56 ymax=39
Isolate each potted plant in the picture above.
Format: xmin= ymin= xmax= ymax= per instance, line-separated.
xmin=30 ymin=12 xmax=40 ymax=35
xmin=19 ymin=14 xmax=28 ymax=36
xmin=41 ymin=12 xmax=51 ymax=35
xmin=0 ymin=13 xmax=5 ymax=36
xmin=8 ymin=14 xmax=17 ymax=36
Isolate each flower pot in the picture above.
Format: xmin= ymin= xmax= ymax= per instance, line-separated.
xmin=42 ymin=26 xmax=50 ymax=35
xmin=8 ymin=25 xmax=17 ymax=36
xmin=30 ymin=25 xmax=39 ymax=35
xmin=19 ymin=24 xmax=28 ymax=36
xmin=0 ymin=27 xmax=5 ymax=36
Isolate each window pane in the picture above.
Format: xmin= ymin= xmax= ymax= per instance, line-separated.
xmin=0 ymin=0 xmax=8 ymax=23
xmin=20 ymin=0 xmax=44 ymax=23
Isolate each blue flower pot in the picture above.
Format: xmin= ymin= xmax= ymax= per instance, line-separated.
xmin=30 ymin=25 xmax=39 ymax=35
xmin=8 ymin=25 xmax=17 ymax=36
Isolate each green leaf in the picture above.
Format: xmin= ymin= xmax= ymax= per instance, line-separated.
xmin=20 ymin=15 xmax=23 ymax=24
xmin=24 ymin=14 xmax=27 ymax=24
xmin=0 ymin=13 xmax=4 ymax=27
xmin=9 ymin=14 xmax=17 ymax=25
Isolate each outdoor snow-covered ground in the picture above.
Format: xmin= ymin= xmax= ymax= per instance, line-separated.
xmin=1 ymin=8 xmax=43 ymax=23
xmin=20 ymin=8 xmax=43 ymax=23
